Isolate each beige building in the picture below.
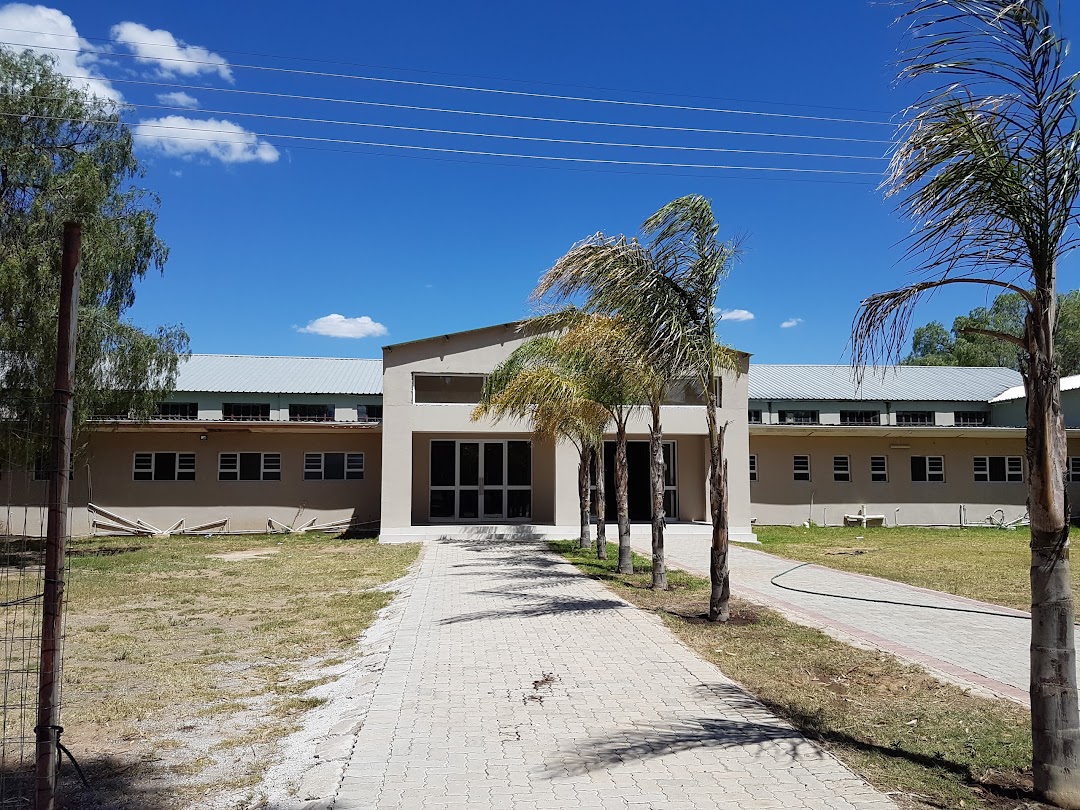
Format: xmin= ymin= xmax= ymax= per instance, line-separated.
xmin=3 ymin=355 xmax=384 ymax=537
xmin=378 ymin=322 xmax=754 ymax=543
xmin=4 ymin=322 xmax=754 ymax=543
xmin=747 ymin=365 xmax=1080 ymax=527
xmin=11 ymin=325 xmax=1066 ymax=539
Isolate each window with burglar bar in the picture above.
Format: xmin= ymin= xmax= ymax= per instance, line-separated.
xmin=911 ymin=455 xmax=944 ymax=482
xmin=289 ymin=404 xmax=335 ymax=422
xmin=218 ymin=452 xmax=281 ymax=481
xmin=222 ymin=403 xmax=271 ymax=421
xmin=896 ymin=410 xmax=935 ymax=426
xmin=840 ymin=410 xmax=880 ymax=425
xmin=779 ymin=411 xmax=819 ymax=425
xmin=954 ymin=410 xmax=990 ymax=427
xmin=133 ymin=452 xmax=195 ymax=481
xmin=974 ymin=456 xmax=1023 ymax=482
xmin=304 ymin=452 xmax=364 ymax=480
xmin=156 ymin=402 xmax=199 ymax=420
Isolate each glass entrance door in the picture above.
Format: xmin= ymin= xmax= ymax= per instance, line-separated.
xmin=482 ymin=443 xmax=505 ymax=519
xmin=429 ymin=440 xmax=532 ymax=522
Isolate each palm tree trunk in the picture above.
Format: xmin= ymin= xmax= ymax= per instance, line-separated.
xmin=578 ymin=444 xmax=591 ymax=549
xmin=1025 ymin=297 xmax=1080 ymax=807
xmin=649 ymin=398 xmax=667 ymax=589
xmin=706 ymin=381 xmax=730 ymax=622
xmin=615 ymin=421 xmax=632 ymax=574
xmin=595 ymin=444 xmax=607 ymax=560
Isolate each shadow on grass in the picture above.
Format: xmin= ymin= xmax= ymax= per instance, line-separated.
xmin=553 ymin=541 xmax=707 ymax=591
xmin=547 ymin=680 xmax=1038 ymax=804
xmin=0 ymin=755 xmax=187 ymax=810
xmin=68 ymin=544 xmax=145 ymax=558
xmin=777 ymin=702 xmax=1038 ymax=805
xmin=553 ymin=542 xmax=1041 ymax=807
xmin=54 ymin=753 xmax=336 ymax=810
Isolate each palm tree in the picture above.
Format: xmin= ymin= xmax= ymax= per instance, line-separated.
xmin=472 ymin=334 xmax=609 ymax=550
xmin=555 ymin=314 xmax=664 ymax=577
xmin=853 ymin=3 xmax=1080 ymax=804
xmin=643 ymin=197 xmax=741 ymax=617
xmin=535 ymin=196 xmax=740 ymax=615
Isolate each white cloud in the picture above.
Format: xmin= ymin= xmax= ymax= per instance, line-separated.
xmin=0 ymin=3 xmax=121 ymax=101
xmin=780 ymin=318 xmax=804 ymax=329
xmin=156 ymin=90 xmax=199 ymax=109
xmin=134 ymin=116 xmax=279 ymax=164
xmin=111 ymin=21 xmax=232 ymax=81
xmin=298 ymin=314 xmax=388 ymax=339
xmin=718 ymin=308 xmax=755 ymax=322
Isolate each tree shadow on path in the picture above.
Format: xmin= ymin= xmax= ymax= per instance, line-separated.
xmin=546 ymin=681 xmax=1040 ymax=805
xmin=438 ymin=589 xmax=627 ymax=625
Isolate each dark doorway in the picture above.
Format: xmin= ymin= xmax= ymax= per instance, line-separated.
xmin=602 ymin=441 xmax=652 ymax=522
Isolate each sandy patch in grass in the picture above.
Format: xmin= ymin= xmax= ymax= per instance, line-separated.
xmin=207 ymin=548 xmax=281 ymax=562
xmin=228 ymin=564 xmax=420 ymax=809
xmin=18 ymin=533 xmax=423 ymax=809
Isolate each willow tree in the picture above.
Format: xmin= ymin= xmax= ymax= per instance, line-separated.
xmin=472 ymin=334 xmax=609 ymax=551
xmin=0 ymin=47 xmax=188 ymax=455
xmin=535 ymin=196 xmax=740 ymax=614
xmin=853 ymin=3 xmax=1080 ymax=804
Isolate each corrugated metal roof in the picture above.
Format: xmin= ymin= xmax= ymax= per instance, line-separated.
xmin=991 ymin=373 xmax=1080 ymax=403
xmin=749 ymin=364 xmax=1022 ymax=402
xmin=174 ymin=354 xmax=383 ymax=395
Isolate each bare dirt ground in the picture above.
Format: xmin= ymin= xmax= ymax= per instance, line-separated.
xmin=0 ymin=533 xmax=421 ymax=810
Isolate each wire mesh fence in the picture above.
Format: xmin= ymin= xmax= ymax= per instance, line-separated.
xmin=0 ymin=400 xmax=70 ymax=808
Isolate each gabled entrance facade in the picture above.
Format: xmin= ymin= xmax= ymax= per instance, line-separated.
xmin=378 ymin=320 xmax=755 ymax=543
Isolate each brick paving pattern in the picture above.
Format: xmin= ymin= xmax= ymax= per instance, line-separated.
xmin=334 ymin=537 xmax=894 ymax=809
xmin=633 ymin=535 xmax=1057 ymax=705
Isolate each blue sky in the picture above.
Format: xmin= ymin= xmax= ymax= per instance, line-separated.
xmin=4 ymin=1 xmax=1069 ymax=363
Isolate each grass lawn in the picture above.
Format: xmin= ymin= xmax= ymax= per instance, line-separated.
xmin=41 ymin=533 xmax=418 ymax=808
xmin=753 ymin=524 xmax=1079 ymax=612
xmin=554 ymin=540 xmax=1042 ymax=810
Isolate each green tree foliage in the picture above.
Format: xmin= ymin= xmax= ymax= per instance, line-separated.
xmin=534 ymin=194 xmax=741 ymax=615
xmin=471 ymin=329 xmax=614 ymax=555
xmin=0 ymin=48 xmax=188 ymax=455
xmin=905 ymin=291 xmax=1080 ymax=373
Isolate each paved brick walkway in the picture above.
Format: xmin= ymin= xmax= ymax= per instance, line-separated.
xmin=334 ymin=537 xmax=894 ymax=810
xmin=631 ymin=534 xmax=1055 ymax=705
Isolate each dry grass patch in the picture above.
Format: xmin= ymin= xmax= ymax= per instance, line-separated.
xmin=41 ymin=533 xmax=419 ymax=808
xmin=754 ymin=525 xmax=1079 ymax=612
xmin=554 ymin=540 xmax=1044 ymax=810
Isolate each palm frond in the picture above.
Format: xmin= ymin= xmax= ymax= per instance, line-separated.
xmin=856 ymin=0 xmax=1080 ymax=369
xmin=532 ymin=195 xmax=740 ymax=391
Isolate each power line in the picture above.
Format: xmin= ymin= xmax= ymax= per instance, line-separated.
xmin=0 ymin=116 xmax=878 ymax=185
xmin=169 ymin=133 xmax=880 ymax=185
xmin=0 ymin=24 xmax=897 ymax=117
xmin=4 ymin=110 xmax=884 ymax=175
xmin=0 ymin=38 xmax=896 ymax=126
xmin=26 ymin=95 xmax=885 ymax=161
xmin=86 ymin=75 xmax=895 ymax=145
